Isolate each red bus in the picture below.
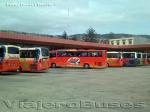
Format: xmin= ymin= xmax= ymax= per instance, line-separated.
xmin=107 ymin=51 xmax=123 ymax=67
xmin=49 ymin=49 xmax=107 ymax=69
xmin=0 ymin=45 xmax=20 ymax=73
xmin=19 ymin=47 xmax=50 ymax=72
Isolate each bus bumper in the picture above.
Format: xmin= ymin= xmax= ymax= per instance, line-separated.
xmin=30 ymin=64 xmax=49 ymax=72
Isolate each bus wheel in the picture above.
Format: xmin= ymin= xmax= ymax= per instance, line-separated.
xmin=51 ymin=63 xmax=56 ymax=68
xmin=83 ymin=64 xmax=90 ymax=69
xmin=17 ymin=67 xmax=22 ymax=72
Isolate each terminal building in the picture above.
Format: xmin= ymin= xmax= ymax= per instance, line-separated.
xmin=109 ymin=37 xmax=150 ymax=45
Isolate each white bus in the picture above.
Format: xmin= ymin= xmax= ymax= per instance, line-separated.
xmin=19 ymin=47 xmax=50 ymax=72
xmin=122 ymin=52 xmax=139 ymax=66
xmin=0 ymin=45 xmax=20 ymax=73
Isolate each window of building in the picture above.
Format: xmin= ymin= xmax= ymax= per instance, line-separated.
xmin=111 ymin=41 xmax=113 ymax=45
xmin=122 ymin=40 xmax=126 ymax=45
xmin=116 ymin=40 xmax=120 ymax=45
xmin=128 ymin=39 xmax=133 ymax=45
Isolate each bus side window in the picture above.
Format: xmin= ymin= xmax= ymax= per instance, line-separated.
xmin=76 ymin=52 xmax=82 ymax=57
xmin=137 ymin=54 xmax=141 ymax=58
xmin=8 ymin=47 xmax=19 ymax=54
xmin=20 ymin=51 xmax=25 ymax=58
xmin=50 ymin=53 xmax=56 ymax=57
xmin=131 ymin=54 xmax=135 ymax=58
xmin=89 ymin=52 xmax=102 ymax=57
xmin=143 ymin=54 xmax=147 ymax=58
xmin=58 ymin=51 xmax=66 ymax=57
xmin=98 ymin=52 xmax=102 ymax=57
xmin=80 ymin=52 xmax=88 ymax=57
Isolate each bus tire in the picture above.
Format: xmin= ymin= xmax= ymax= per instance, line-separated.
xmin=17 ymin=67 xmax=22 ymax=72
xmin=83 ymin=63 xmax=90 ymax=69
xmin=51 ymin=63 xmax=56 ymax=68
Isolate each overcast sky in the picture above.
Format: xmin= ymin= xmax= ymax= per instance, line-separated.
xmin=0 ymin=0 xmax=150 ymax=35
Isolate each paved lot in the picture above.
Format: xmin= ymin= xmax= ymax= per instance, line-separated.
xmin=0 ymin=66 xmax=150 ymax=112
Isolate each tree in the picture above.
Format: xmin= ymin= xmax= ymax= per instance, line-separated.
xmin=62 ymin=31 xmax=68 ymax=39
xmin=83 ymin=27 xmax=98 ymax=42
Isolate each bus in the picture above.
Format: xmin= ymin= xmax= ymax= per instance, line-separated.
xmin=19 ymin=47 xmax=50 ymax=72
xmin=122 ymin=52 xmax=139 ymax=66
xmin=107 ymin=51 xmax=123 ymax=67
xmin=49 ymin=49 xmax=107 ymax=69
xmin=0 ymin=45 xmax=20 ymax=73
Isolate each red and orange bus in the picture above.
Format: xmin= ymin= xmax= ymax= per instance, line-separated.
xmin=19 ymin=47 xmax=50 ymax=72
xmin=107 ymin=51 xmax=123 ymax=67
xmin=0 ymin=45 xmax=20 ymax=73
xmin=49 ymin=49 xmax=107 ymax=69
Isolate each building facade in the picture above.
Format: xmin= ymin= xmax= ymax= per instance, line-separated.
xmin=109 ymin=37 xmax=150 ymax=45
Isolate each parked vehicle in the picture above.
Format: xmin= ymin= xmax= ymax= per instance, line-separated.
xmin=19 ymin=47 xmax=50 ymax=72
xmin=107 ymin=51 xmax=123 ymax=67
xmin=49 ymin=49 xmax=107 ymax=69
xmin=0 ymin=45 xmax=20 ymax=73
xmin=122 ymin=52 xmax=139 ymax=66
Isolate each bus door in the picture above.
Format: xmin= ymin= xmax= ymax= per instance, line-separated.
xmin=137 ymin=53 xmax=143 ymax=65
xmin=40 ymin=48 xmax=50 ymax=69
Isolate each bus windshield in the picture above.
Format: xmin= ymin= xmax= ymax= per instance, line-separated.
xmin=123 ymin=53 xmax=135 ymax=58
xmin=20 ymin=50 xmax=37 ymax=58
xmin=0 ymin=48 xmax=4 ymax=57
xmin=41 ymin=48 xmax=49 ymax=57
xmin=143 ymin=54 xmax=147 ymax=58
xmin=107 ymin=53 xmax=121 ymax=58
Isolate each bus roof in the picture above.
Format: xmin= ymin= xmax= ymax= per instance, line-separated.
xmin=20 ymin=47 xmax=48 ymax=50
xmin=0 ymin=45 xmax=20 ymax=48
xmin=107 ymin=51 xmax=121 ymax=53
xmin=122 ymin=52 xmax=137 ymax=54
xmin=49 ymin=49 xmax=106 ymax=52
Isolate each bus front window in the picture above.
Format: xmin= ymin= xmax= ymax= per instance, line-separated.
xmin=0 ymin=48 xmax=5 ymax=57
xmin=123 ymin=53 xmax=135 ymax=58
xmin=20 ymin=50 xmax=37 ymax=58
xmin=35 ymin=49 xmax=40 ymax=58
xmin=107 ymin=53 xmax=121 ymax=58
xmin=41 ymin=48 xmax=49 ymax=57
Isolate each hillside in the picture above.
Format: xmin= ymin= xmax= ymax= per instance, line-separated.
xmin=1 ymin=30 xmax=150 ymax=40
